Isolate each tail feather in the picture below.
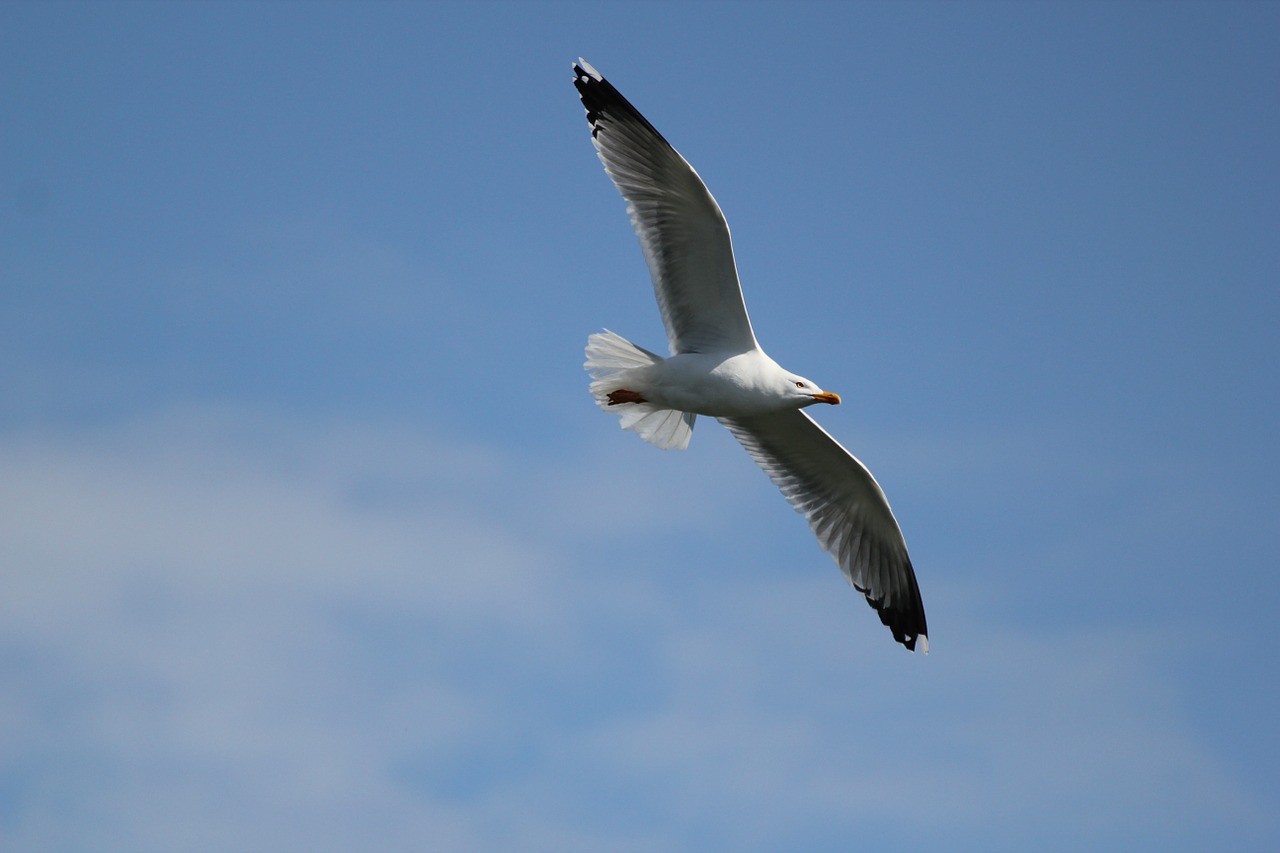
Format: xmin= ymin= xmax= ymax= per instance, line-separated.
xmin=584 ymin=330 xmax=696 ymax=451
xmin=617 ymin=405 xmax=696 ymax=451
xmin=585 ymin=328 xmax=663 ymax=374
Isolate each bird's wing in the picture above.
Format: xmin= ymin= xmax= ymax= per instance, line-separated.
xmin=574 ymin=60 xmax=758 ymax=356
xmin=719 ymin=409 xmax=928 ymax=652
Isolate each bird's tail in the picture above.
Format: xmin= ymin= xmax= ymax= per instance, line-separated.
xmin=584 ymin=330 xmax=695 ymax=451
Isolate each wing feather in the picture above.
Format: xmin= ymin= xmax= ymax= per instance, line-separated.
xmin=573 ymin=60 xmax=758 ymax=356
xmin=719 ymin=410 xmax=928 ymax=652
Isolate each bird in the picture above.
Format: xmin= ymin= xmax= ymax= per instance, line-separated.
xmin=574 ymin=59 xmax=927 ymax=653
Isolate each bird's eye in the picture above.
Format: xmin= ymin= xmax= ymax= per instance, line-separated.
xmin=795 ymin=381 xmax=805 ymax=388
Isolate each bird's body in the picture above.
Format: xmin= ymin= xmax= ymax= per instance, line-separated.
xmin=611 ymin=349 xmax=831 ymax=418
xmin=574 ymin=60 xmax=928 ymax=652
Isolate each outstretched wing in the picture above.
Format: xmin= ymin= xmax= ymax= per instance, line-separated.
xmin=574 ymin=59 xmax=758 ymax=356
xmin=720 ymin=409 xmax=928 ymax=652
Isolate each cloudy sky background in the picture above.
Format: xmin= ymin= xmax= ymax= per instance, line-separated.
xmin=2 ymin=1 xmax=1277 ymax=850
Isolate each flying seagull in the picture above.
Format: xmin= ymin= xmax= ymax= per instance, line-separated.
xmin=574 ymin=60 xmax=927 ymax=652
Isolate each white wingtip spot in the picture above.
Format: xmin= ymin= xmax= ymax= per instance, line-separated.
xmin=918 ymin=635 xmax=929 ymax=655
xmin=576 ymin=58 xmax=602 ymax=80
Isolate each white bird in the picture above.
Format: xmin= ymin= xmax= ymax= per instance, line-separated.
xmin=575 ymin=60 xmax=927 ymax=652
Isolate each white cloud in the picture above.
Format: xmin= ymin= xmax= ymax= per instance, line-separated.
xmin=0 ymin=404 xmax=1268 ymax=851
xmin=554 ymin=577 xmax=1266 ymax=852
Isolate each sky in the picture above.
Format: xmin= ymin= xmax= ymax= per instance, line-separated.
xmin=1 ymin=1 xmax=1278 ymax=850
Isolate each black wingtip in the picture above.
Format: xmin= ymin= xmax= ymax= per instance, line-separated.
xmin=857 ymin=564 xmax=929 ymax=653
xmin=571 ymin=58 xmax=673 ymax=147
xmin=572 ymin=58 xmax=600 ymax=82
xmin=885 ymin=607 xmax=928 ymax=653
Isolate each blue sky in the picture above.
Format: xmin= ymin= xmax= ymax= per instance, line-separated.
xmin=2 ymin=1 xmax=1277 ymax=850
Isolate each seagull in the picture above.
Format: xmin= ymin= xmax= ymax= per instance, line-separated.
xmin=574 ymin=60 xmax=927 ymax=653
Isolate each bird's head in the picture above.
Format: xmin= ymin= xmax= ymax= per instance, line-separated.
xmin=786 ymin=375 xmax=841 ymax=408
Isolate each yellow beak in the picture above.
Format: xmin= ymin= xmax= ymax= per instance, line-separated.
xmin=811 ymin=392 xmax=841 ymax=405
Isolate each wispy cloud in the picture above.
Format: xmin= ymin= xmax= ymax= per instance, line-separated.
xmin=0 ymin=404 xmax=1266 ymax=851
